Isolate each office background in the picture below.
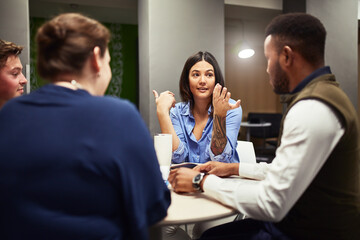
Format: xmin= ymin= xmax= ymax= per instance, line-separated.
xmin=0 ymin=0 xmax=358 ymax=136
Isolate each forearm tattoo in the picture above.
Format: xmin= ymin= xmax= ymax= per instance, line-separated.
xmin=211 ymin=114 xmax=227 ymax=155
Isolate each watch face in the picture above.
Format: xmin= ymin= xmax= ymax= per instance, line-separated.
xmin=192 ymin=173 xmax=204 ymax=192
xmin=194 ymin=174 xmax=201 ymax=181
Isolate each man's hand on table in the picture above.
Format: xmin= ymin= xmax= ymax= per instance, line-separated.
xmin=194 ymin=161 xmax=239 ymax=177
xmin=168 ymin=161 xmax=240 ymax=193
xmin=168 ymin=167 xmax=200 ymax=193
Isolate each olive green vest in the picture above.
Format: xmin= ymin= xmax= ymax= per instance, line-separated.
xmin=275 ymin=74 xmax=360 ymax=239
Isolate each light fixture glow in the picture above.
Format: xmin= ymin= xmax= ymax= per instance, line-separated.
xmin=238 ymin=48 xmax=255 ymax=59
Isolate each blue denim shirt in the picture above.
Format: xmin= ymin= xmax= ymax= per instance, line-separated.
xmin=170 ymin=99 xmax=242 ymax=164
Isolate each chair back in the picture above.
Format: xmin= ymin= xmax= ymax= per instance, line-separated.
xmin=236 ymin=141 xmax=256 ymax=163
xmin=247 ymin=112 xmax=282 ymax=139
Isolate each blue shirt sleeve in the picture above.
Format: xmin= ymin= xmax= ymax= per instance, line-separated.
xmin=115 ymin=102 xmax=171 ymax=238
xmin=170 ymin=108 xmax=189 ymax=163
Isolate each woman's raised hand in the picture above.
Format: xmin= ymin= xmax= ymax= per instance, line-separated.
xmin=212 ymin=84 xmax=241 ymax=117
xmin=152 ymin=90 xmax=176 ymax=114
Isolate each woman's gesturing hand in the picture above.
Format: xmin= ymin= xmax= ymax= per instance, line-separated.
xmin=212 ymin=84 xmax=241 ymax=117
xmin=153 ymin=90 xmax=176 ymax=115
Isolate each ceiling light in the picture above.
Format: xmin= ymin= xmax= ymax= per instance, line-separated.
xmin=238 ymin=48 xmax=255 ymax=59
xmin=237 ymin=20 xmax=255 ymax=59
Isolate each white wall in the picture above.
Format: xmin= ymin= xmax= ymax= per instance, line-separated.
xmin=224 ymin=6 xmax=283 ymax=119
xmin=29 ymin=0 xmax=138 ymax=24
xmin=0 ymin=0 xmax=30 ymax=93
xmin=307 ymin=0 xmax=358 ymax=110
xmin=225 ymin=0 xmax=282 ymax=10
xmin=138 ymin=0 xmax=225 ymax=135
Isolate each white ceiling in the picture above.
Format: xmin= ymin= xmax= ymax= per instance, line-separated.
xmin=32 ymin=0 xmax=281 ymax=9
xmin=29 ymin=0 xmax=138 ymax=24
xmin=225 ymin=0 xmax=282 ymax=10
xmin=29 ymin=0 xmax=283 ymax=24
xmin=31 ymin=0 xmax=137 ymax=8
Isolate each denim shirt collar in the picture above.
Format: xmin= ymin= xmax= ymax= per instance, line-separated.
xmin=180 ymin=101 xmax=212 ymax=138
xmin=180 ymin=101 xmax=212 ymax=119
xmin=291 ymin=66 xmax=332 ymax=94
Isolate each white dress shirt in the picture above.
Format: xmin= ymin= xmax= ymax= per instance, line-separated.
xmin=203 ymin=99 xmax=345 ymax=222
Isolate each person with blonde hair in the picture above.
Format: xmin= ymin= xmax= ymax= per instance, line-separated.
xmin=0 ymin=13 xmax=170 ymax=240
xmin=0 ymin=39 xmax=27 ymax=108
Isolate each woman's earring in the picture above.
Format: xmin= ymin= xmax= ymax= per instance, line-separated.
xmin=96 ymin=73 xmax=101 ymax=78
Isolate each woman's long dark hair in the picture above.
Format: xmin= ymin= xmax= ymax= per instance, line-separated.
xmin=179 ymin=51 xmax=225 ymax=116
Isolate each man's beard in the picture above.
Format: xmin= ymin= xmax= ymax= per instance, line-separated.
xmin=272 ymin=61 xmax=289 ymax=94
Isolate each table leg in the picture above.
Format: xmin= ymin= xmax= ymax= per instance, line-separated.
xmin=246 ymin=129 xmax=250 ymax=141
xmin=149 ymin=226 xmax=162 ymax=240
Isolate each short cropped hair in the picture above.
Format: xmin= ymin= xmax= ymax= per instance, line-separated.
xmin=265 ymin=13 xmax=326 ymax=66
xmin=36 ymin=13 xmax=110 ymax=81
xmin=179 ymin=51 xmax=225 ymax=112
xmin=0 ymin=39 xmax=23 ymax=69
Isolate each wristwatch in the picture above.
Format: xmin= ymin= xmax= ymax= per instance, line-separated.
xmin=192 ymin=172 xmax=206 ymax=192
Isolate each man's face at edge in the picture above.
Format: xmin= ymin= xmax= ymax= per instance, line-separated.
xmin=264 ymin=35 xmax=289 ymax=94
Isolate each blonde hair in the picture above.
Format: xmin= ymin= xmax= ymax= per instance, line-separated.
xmin=36 ymin=13 xmax=110 ymax=81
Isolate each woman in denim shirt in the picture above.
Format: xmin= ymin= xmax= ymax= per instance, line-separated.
xmin=153 ymin=51 xmax=242 ymax=164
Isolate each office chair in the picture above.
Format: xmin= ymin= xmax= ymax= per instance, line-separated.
xmin=247 ymin=112 xmax=283 ymax=163
xmin=236 ymin=140 xmax=256 ymax=164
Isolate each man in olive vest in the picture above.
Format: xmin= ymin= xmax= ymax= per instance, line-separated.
xmin=168 ymin=13 xmax=360 ymax=239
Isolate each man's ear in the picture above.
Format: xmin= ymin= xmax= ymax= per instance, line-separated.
xmin=279 ymin=45 xmax=294 ymax=68
xmin=90 ymin=46 xmax=102 ymax=73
